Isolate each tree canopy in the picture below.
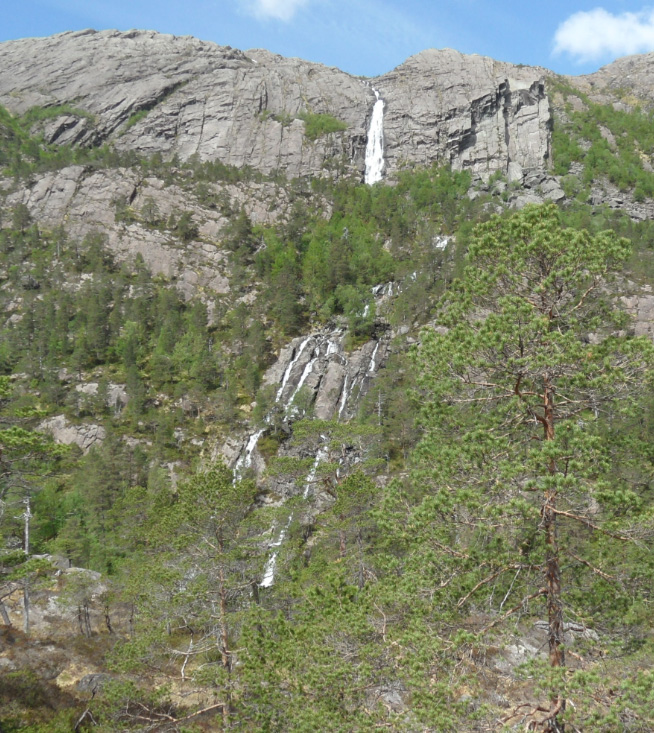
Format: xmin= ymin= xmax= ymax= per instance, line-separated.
xmin=412 ymin=203 xmax=654 ymax=730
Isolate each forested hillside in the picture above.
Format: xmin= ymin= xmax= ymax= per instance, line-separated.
xmin=2 ymin=36 xmax=654 ymax=732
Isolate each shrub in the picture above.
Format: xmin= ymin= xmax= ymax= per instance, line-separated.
xmin=299 ymin=112 xmax=347 ymax=140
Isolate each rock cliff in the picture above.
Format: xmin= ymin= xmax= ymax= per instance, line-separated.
xmin=0 ymin=30 xmax=552 ymax=182
xmin=571 ymin=52 xmax=654 ymax=108
xmin=376 ymin=49 xmax=551 ymax=181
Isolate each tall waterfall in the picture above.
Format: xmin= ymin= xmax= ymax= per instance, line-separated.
xmin=364 ymin=89 xmax=385 ymax=185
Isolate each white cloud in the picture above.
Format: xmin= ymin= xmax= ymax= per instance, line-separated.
xmin=554 ymin=7 xmax=654 ymax=62
xmin=243 ymin=0 xmax=309 ymax=22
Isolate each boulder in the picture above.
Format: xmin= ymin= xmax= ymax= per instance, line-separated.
xmin=38 ymin=415 xmax=105 ymax=453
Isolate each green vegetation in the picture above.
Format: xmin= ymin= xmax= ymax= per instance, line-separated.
xmin=3 ymin=97 xmax=654 ymax=731
xmin=257 ymin=109 xmax=347 ymax=139
xmin=298 ymin=111 xmax=348 ymax=140
xmin=549 ymin=76 xmax=654 ymax=197
xmin=124 ymin=107 xmax=150 ymax=129
xmin=123 ymin=82 xmax=187 ymax=131
xmin=20 ymin=103 xmax=93 ymax=126
xmin=412 ymin=204 xmax=654 ymax=730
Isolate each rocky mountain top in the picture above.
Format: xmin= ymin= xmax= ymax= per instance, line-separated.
xmin=573 ymin=51 xmax=654 ymax=108
xmin=0 ymin=29 xmax=553 ymax=182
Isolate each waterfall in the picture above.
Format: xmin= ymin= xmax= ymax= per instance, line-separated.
xmin=338 ymin=374 xmax=350 ymax=419
xmin=260 ymin=519 xmax=292 ymax=588
xmin=367 ymin=342 xmax=380 ymax=374
xmin=260 ymin=533 xmax=285 ymax=587
xmin=326 ymin=338 xmax=340 ymax=356
xmin=227 ymin=327 xmax=386 ymax=587
xmin=260 ymin=442 xmax=329 ymax=588
xmin=276 ymin=335 xmax=312 ymax=403
xmin=288 ymin=347 xmax=319 ymax=407
xmin=365 ymin=88 xmax=385 ymax=185
xmin=234 ymin=428 xmax=265 ymax=477
xmin=303 ymin=445 xmax=329 ymax=499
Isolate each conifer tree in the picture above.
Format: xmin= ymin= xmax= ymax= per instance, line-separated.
xmin=412 ymin=204 xmax=654 ymax=731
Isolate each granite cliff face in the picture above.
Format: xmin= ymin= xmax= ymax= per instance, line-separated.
xmin=0 ymin=30 xmax=552 ymax=182
xmin=571 ymin=52 xmax=654 ymax=108
xmin=376 ymin=49 xmax=552 ymax=182
xmin=2 ymin=162 xmax=291 ymax=302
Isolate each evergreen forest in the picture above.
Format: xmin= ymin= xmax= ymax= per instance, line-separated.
xmin=2 ymin=75 xmax=654 ymax=733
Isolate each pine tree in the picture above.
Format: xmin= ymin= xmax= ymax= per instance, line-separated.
xmin=411 ymin=204 xmax=654 ymax=730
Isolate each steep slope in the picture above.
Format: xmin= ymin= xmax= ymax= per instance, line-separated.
xmin=4 ymin=32 xmax=654 ymax=733
xmin=571 ymin=51 xmax=654 ymax=108
xmin=0 ymin=30 xmax=552 ymax=181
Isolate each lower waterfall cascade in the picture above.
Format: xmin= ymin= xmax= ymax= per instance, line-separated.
xmin=226 ymin=316 xmax=391 ymax=586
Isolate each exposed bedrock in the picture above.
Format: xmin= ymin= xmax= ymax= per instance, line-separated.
xmin=0 ymin=31 xmax=552 ymax=181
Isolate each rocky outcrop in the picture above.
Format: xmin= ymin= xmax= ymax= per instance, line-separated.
xmin=571 ymin=52 xmax=654 ymax=109
xmin=376 ymin=49 xmax=552 ymax=180
xmin=261 ymin=326 xmax=389 ymax=422
xmin=2 ymin=164 xmax=294 ymax=301
xmin=0 ymin=31 xmax=552 ymax=182
xmin=621 ymin=289 xmax=654 ymax=340
xmin=0 ymin=30 xmax=370 ymax=179
xmin=223 ymin=322 xmax=390 ymax=484
xmin=38 ymin=415 xmax=105 ymax=453
xmin=589 ymin=179 xmax=654 ymax=221
xmin=75 ymin=382 xmax=128 ymax=412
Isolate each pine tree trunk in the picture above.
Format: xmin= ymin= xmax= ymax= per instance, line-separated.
xmin=0 ymin=599 xmax=11 ymax=626
xmin=218 ymin=532 xmax=231 ymax=727
xmin=543 ymin=380 xmax=565 ymax=731
xmin=23 ymin=579 xmax=30 ymax=635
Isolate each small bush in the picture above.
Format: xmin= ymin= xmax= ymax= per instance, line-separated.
xmin=298 ymin=112 xmax=347 ymax=141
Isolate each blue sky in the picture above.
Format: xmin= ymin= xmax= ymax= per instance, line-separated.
xmin=4 ymin=1 xmax=654 ymax=77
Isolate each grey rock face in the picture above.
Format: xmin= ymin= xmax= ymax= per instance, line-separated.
xmin=222 ymin=320 xmax=390 ymax=482
xmin=572 ymin=52 xmax=654 ymax=108
xmin=376 ymin=49 xmax=552 ymax=180
xmin=75 ymin=382 xmax=129 ymax=412
xmin=260 ymin=326 xmax=389 ymax=425
xmin=38 ymin=415 xmax=106 ymax=453
xmin=0 ymin=30 xmax=369 ymax=180
xmin=77 ymin=673 xmax=113 ymax=694
xmin=0 ymin=31 xmax=552 ymax=181
xmin=2 ymin=164 xmax=292 ymax=301
xmin=589 ymin=179 xmax=654 ymax=221
xmin=621 ymin=291 xmax=654 ymax=340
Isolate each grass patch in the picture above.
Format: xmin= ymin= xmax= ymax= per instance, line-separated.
xmin=123 ymin=81 xmax=188 ymax=132
xmin=20 ymin=104 xmax=93 ymax=128
xmin=125 ymin=107 xmax=150 ymax=130
xmin=299 ymin=112 xmax=347 ymax=140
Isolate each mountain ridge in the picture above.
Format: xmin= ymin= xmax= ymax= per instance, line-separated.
xmin=4 ymin=28 xmax=654 ymax=733
xmin=0 ymin=29 xmax=553 ymax=181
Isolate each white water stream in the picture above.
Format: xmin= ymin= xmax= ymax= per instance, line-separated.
xmin=364 ymin=89 xmax=385 ymax=185
xmin=260 ymin=443 xmax=331 ymax=587
xmin=231 ymin=328 xmax=384 ymax=587
xmin=303 ymin=445 xmax=330 ymax=499
xmin=367 ymin=341 xmax=380 ymax=374
xmin=233 ymin=429 xmax=265 ymax=478
xmin=260 ymin=517 xmax=292 ymax=588
xmin=288 ymin=347 xmax=319 ymax=406
xmin=337 ymin=374 xmax=350 ymax=420
xmin=276 ymin=335 xmax=311 ymax=403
